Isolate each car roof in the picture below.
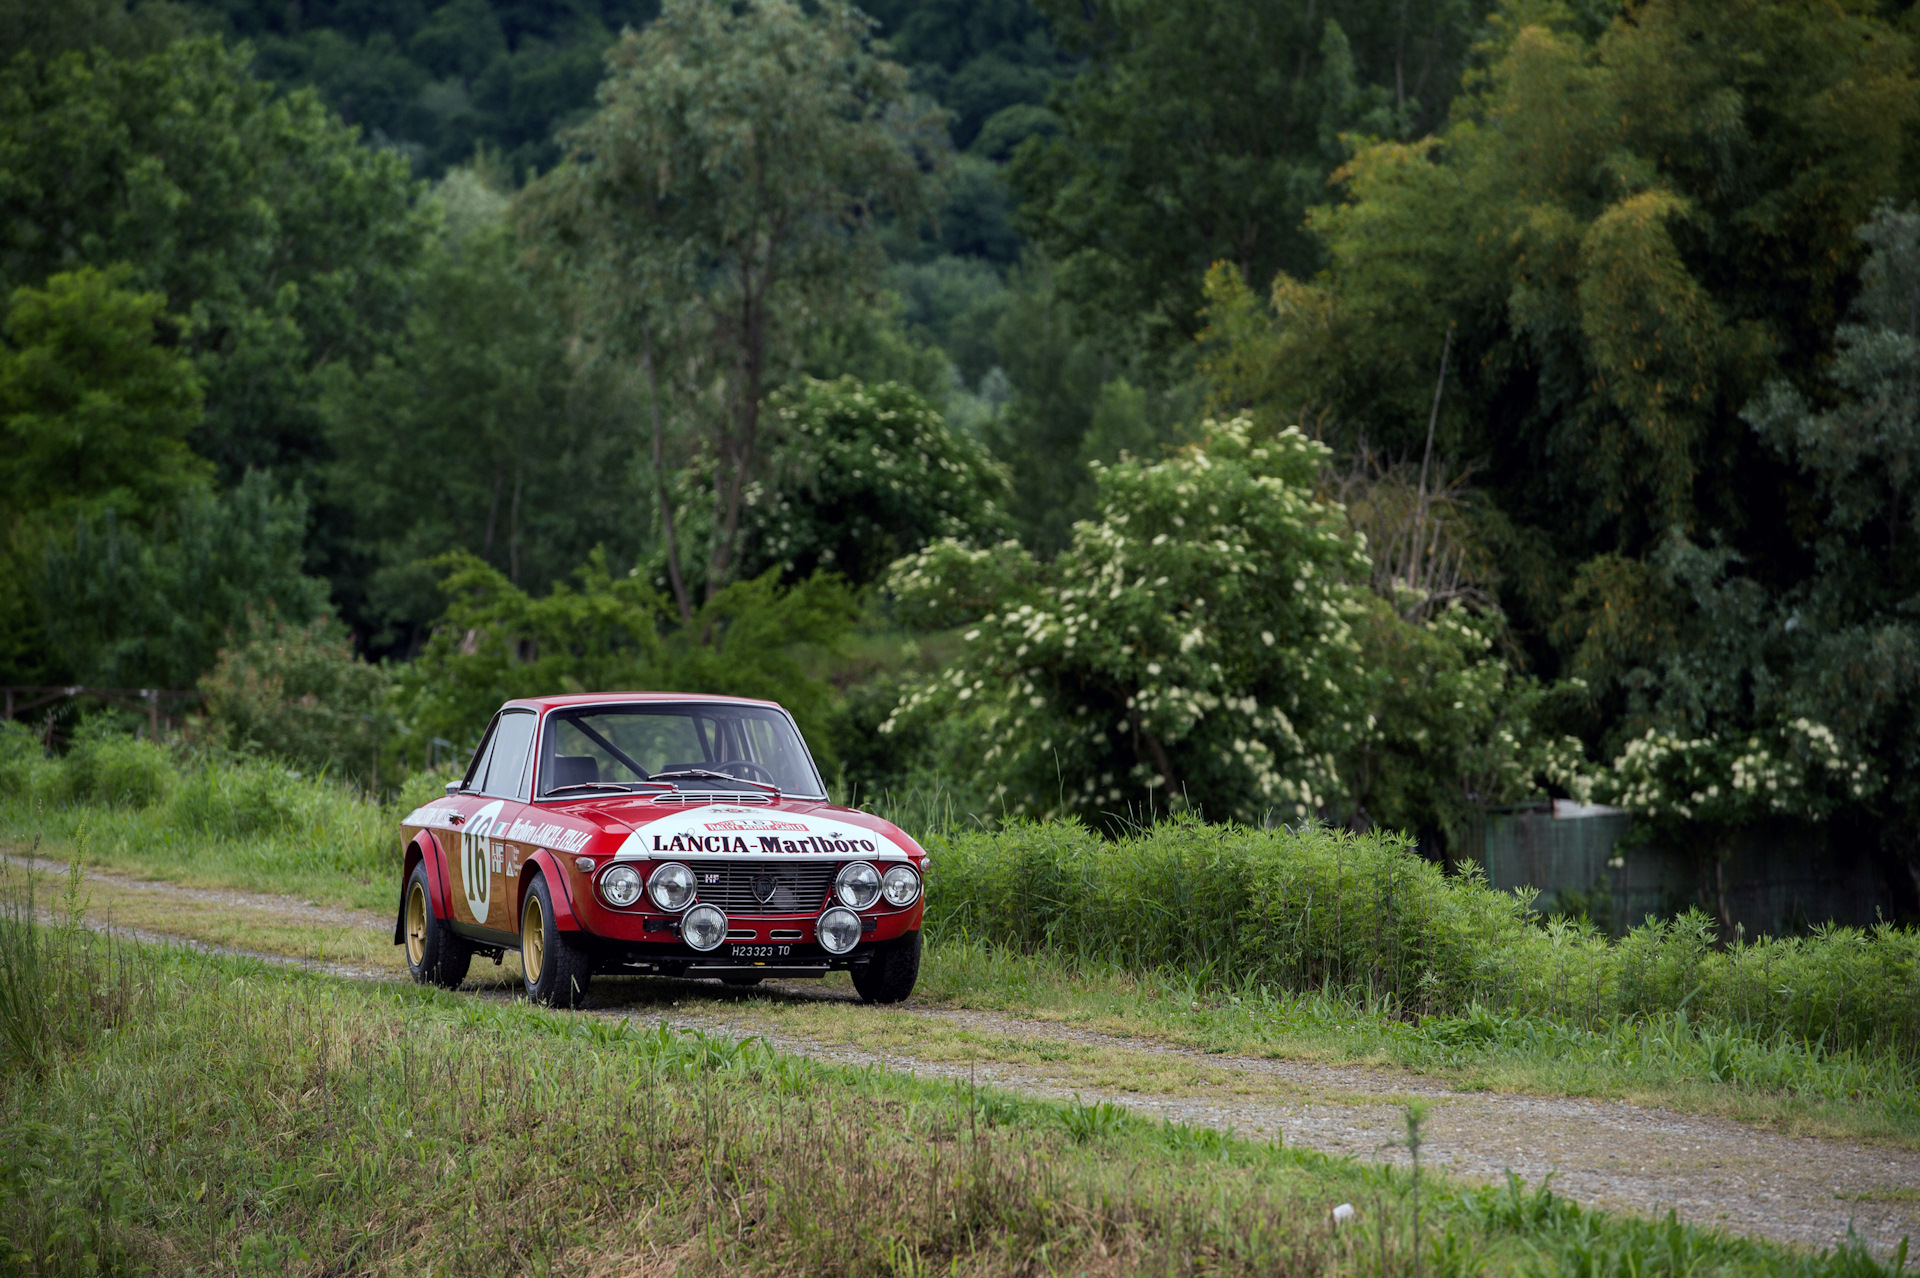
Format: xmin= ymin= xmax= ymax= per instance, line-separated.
xmin=501 ymin=691 xmax=788 ymax=713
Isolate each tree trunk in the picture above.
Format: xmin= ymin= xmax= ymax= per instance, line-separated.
xmin=483 ymin=464 xmax=503 ymax=561
xmin=706 ymin=243 xmax=774 ymax=600
xmin=646 ymin=327 xmax=693 ymax=624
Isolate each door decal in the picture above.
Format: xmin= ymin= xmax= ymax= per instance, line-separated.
xmin=462 ymin=800 xmax=506 ymax=924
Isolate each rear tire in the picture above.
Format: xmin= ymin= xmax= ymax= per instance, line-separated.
xmin=851 ymin=930 xmax=920 ymax=1004
xmin=403 ymin=863 xmax=471 ymax=989
xmin=520 ymin=874 xmax=594 ymax=1007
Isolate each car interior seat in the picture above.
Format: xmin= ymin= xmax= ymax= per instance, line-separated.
xmin=550 ymin=756 xmax=600 ymax=788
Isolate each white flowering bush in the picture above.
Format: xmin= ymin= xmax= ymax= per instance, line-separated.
xmin=882 ymin=417 xmax=1563 ymax=830
xmin=1571 ymin=718 xmax=1873 ymax=827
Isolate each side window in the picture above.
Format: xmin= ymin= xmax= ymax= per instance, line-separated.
xmin=461 ymin=715 xmax=502 ymax=792
xmin=481 ymin=710 xmax=538 ymax=799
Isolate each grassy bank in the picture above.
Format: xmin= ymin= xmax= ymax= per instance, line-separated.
xmin=0 ymin=726 xmax=433 ymax=913
xmin=1 ymin=900 xmax=1909 ymax=1276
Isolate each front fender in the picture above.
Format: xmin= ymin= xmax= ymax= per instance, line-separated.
xmin=519 ymin=849 xmax=583 ymax=931
xmin=393 ymin=832 xmax=454 ymax=945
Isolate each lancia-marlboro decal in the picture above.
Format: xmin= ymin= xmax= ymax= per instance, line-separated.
xmin=611 ymin=805 xmax=911 ymax=862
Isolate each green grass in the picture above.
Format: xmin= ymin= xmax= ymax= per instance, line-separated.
xmin=0 ymin=734 xmax=440 ymax=914
xmin=7 ymin=746 xmax=1920 ymax=1149
xmin=1 ymin=902 xmax=1911 ymax=1276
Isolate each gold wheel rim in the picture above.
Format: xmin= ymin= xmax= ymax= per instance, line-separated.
xmin=522 ymin=893 xmax=545 ymax=985
xmin=405 ymin=880 xmax=428 ymax=966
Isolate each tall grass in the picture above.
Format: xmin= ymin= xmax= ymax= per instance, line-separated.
xmin=0 ymin=724 xmax=446 ymax=909
xmin=923 ymin=819 xmax=1920 ymax=1059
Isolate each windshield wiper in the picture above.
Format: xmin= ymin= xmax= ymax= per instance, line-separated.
xmin=650 ymin=768 xmax=781 ymax=796
xmin=543 ymin=780 xmax=676 ymax=797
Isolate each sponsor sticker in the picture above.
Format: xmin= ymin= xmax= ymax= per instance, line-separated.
xmin=502 ymin=816 xmax=594 ymax=855
xmin=612 ymin=805 xmax=911 ymax=862
xmin=461 ymin=800 xmax=506 ymax=924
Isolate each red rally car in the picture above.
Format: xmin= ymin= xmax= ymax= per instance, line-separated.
xmin=393 ymin=693 xmax=925 ymax=1006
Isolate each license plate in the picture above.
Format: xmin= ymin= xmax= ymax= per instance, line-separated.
xmin=727 ymin=944 xmax=791 ymax=959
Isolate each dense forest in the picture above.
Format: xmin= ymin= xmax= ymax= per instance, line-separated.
xmin=4 ymin=0 xmax=1920 ymax=919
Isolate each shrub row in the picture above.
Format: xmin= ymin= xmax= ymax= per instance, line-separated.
xmin=922 ymin=819 xmax=1920 ymax=1057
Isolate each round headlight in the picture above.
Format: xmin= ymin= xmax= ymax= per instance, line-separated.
xmin=817 ymin=906 xmax=862 ymax=955
xmin=835 ymin=861 xmax=881 ymax=909
xmin=600 ymin=863 xmax=644 ymax=907
xmin=647 ymin=861 xmax=695 ymax=912
xmin=880 ymin=863 xmax=920 ymax=907
xmin=681 ymin=903 xmax=728 ymax=952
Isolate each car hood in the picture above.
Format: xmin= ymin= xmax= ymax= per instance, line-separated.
xmin=566 ymin=797 xmax=923 ymax=863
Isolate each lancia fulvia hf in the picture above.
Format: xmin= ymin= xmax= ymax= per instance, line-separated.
xmin=395 ymin=694 xmax=924 ymax=1005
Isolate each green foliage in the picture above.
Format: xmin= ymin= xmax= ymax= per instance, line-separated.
xmin=923 ymin=818 xmax=1920 ymax=1055
xmin=884 ymin=418 xmax=1559 ymax=829
xmin=29 ymin=471 xmax=328 ymax=689
xmin=399 ymin=551 xmax=858 ymax=761
xmin=0 ymin=721 xmax=52 ymax=800
xmin=981 ymin=262 xmax=1200 ymax=554
xmin=1193 ymin=1 xmax=1920 ymax=880
xmin=51 ymin=725 xmax=173 ymax=809
xmin=731 ymin=377 xmax=1012 ymax=587
xmin=1010 ymin=0 xmax=1490 ymax=355
xmin=321 ymin=167 xmax=641 ymax=652
xmin=198 ymin=611 xmax=391 ymax=782
xmin=0 ymin=266 xmax=208 ymax=532
xmin=523 ymin=0 xmax=937 ymax=602
xmin=0 ymin=37 xmax=431 ymax=484
xmin=197 ymin=0 xmax=652 ymax=178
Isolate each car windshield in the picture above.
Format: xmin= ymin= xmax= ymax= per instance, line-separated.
xmin=537 ymin=703 xmax=825 ymax=798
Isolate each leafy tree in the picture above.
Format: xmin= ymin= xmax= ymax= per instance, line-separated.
xmin=0 ymin=0 xmax=195 ymax=63
xmin=199 ymin=610 xmax=391 ymax=781
xmin=1201 ymin=0 xmax=1920 ymax=700
xmin=522 ymin=0 xmax=936 ymax=616
xmin=734 ymin=378 xmax=1012 ymax=587
xmin=30 ymin=471 xmax=329 ymax=689
xmin=982 ymin=262 xmax=1197 ymax=554
xmin=398 ymin=551 xmax=857 ymax=763
xmin=882 ymin=417 xmax=1560 ymax=830
xmin=194 ymin=0 xmax=654 ymax=177
xmin=0 ymin=37 xmax=432 ymax=487
xmin=0 ymin=266 xmax=208 ymax=533
xmin=1011 ymin=0 xmax=1490 ymax=355
xmin=1524 ymin=205 xmax=1920 ymax=910
xmin=862 ymin=0 xmax=1064 ymax=152
xmin=320 ymin=167 xmax=640 ymax=655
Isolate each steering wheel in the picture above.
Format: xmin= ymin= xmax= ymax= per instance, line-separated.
xmin=716 ymin=760 xmax=778 ymax=786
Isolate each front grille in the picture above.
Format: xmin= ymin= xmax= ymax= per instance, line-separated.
xmin=689 ymin=860 xmax=837 ymax=914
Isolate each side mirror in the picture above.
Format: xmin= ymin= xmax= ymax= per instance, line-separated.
xmin=445 ymin=781 xmax=463 ymax=796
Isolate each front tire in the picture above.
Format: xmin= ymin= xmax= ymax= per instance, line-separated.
xmin=403 ymin=863 xmax=471 ymax=989
xmin=520 ymin=873 xmax=593 ymax=1007
xmin=851 ymin=930 xmax=920 ymax=1004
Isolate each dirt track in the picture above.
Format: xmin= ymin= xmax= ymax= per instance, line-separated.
xmin=17 ymin=853 xmax=1920 ymax=1258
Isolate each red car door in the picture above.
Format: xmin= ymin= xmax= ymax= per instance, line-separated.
xmin=445 ymin=708 xmax=539 ymax=943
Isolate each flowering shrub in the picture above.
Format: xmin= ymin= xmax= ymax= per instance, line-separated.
xmin=1565 ymin=718 xmax=1873 ymax=828
xmin=883 ymin=418 xmax=1566 ymax=831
